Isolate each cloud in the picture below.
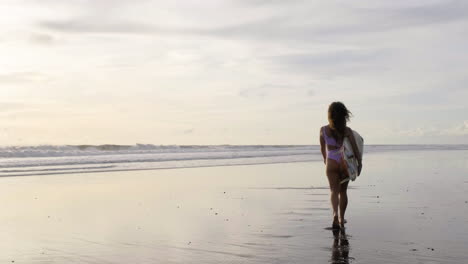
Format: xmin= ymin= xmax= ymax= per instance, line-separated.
xmin=38 ymin=15 xmax=291 ymax=41
xmin=0 ymin=102 xmax=27 ymax=112
xmin=238 ymin=83 xmax=284 ymax=98
xmin=398 ymin=127 xmax=439 ymax=137
xmin=369 ymin=0 xmax=468 ymax=26
xmin=321 ymin=0 xmax=468 ymax=35
xmin=234 ymin=0 xmax=306 ymax=6
xmin=29 ymin=33 xmax=54 ymax=45
xmin=398 ymin=121 xmax=468 ymax=137
xmin=40 ymin=19 xmax=164 ymax=34
xmin=0 ymin=31 xmax=55 ymax=45
xmin=183 ymin=129 xmax=194 ymax=134
xmin=271 ymin=50 xmax=383 ymax=67
xmin=267 ymin=49 xmax=390 ymax=76
xmin=202 ymin=1 xmax=468 ymax=45
xmin=441 ymin=121 xmax=468 ymax=136
xmin=238 ymin=83 xmax=311 ymax=98
xmin=0 ymin=72 xmax=49 ymax=83
xmin=37 ymin=0 xmax=468 ymax=42
xmin=2 ymin=0 xmax=468 ymax=144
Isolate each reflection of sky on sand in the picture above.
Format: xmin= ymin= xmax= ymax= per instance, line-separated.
xmin=0 ymin=150 xmax=467 ymax=263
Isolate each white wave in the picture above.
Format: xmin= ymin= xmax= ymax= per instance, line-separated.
xmin=0 ymin=144 xmax=466 ymax=177
xmin=0 ymin=144 xmax=312 ymax=158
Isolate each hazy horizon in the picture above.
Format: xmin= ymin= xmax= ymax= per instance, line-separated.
xmin=2 ymin=0 xmax=468 ymax=145
xmin=1 ymin=143 xmax=468 ymax=147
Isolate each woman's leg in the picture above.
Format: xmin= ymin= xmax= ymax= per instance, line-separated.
xmin=326 ymin=162 xmax=341 ymax=225
xmin=339 ymin=176 xmax=349 ymax=225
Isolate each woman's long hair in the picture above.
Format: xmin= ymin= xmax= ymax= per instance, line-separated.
xmin=328 ymin=102 xmax=351 ymax=142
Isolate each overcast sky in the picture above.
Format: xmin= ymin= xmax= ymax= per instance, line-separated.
xmin=1 ymin=0 xmax=467 ymax=145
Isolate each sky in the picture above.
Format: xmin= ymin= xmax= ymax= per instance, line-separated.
xmin=1 ymin=0 xmax=467 ymax=145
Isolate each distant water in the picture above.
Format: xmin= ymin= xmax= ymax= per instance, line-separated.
xmin=0 ymin=144 xmax=467 ymax=177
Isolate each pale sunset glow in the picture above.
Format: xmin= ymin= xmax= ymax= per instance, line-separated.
xmin=1 ymin=0 xmax=467 ymax=145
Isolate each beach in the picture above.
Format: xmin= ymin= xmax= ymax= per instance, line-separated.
xmin=1 ymin=148 xmax=467 ymax=263
xmin=4 ymin=0 xmax=468 ymax=262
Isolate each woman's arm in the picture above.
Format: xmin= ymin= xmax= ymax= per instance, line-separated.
xmin=320 ymin=128 xmax=326 ymax=164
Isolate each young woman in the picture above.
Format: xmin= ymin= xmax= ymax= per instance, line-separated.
xmin=320 ymin=102 xmax=362 ymax=229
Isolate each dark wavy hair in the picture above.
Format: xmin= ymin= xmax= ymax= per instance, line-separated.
xmin=328 ymin=102 xmax=352 ymax=140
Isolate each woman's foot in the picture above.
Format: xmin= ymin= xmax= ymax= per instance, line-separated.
xmin=332 ymin=221 xmax=341 ymax=230
xmin=332 ymin=216 xmax=340 ymax=229
xmin=338 ymin=218 xmax=347 ymax=229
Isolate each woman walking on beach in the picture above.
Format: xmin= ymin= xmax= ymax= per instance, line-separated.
xmin=320 ymin=102 xmax=362 ymax=229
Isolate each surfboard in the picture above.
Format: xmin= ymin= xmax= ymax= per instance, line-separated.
xmin=341 ymin=130 xmax=364 ymax=184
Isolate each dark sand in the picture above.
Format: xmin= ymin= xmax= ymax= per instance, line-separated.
xmin=0 ymin=150 xmax=467 ymax=263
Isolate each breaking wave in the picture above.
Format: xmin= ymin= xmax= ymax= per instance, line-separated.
xmin=0 ymin=144 xmax=466 ymax=177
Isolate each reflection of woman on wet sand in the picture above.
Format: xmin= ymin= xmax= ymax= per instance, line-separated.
xmin=331 ymin=229 xmax=350 ymax=264
xmin=320 ymin=102 xmax=361 ymax=229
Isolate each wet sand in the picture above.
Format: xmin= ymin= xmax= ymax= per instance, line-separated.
xmin=0 ymin=150 xmax=467 ymax=263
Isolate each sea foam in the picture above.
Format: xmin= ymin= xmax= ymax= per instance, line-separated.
xmin=0 ymin=144 xmax=465 ymax=177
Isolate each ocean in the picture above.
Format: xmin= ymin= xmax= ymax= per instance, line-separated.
xmin=0 ymin=144 xmax=467 ymax=177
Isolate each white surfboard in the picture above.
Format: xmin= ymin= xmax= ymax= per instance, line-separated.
xmin=341 ymin=130 xmax=364 ymax=184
